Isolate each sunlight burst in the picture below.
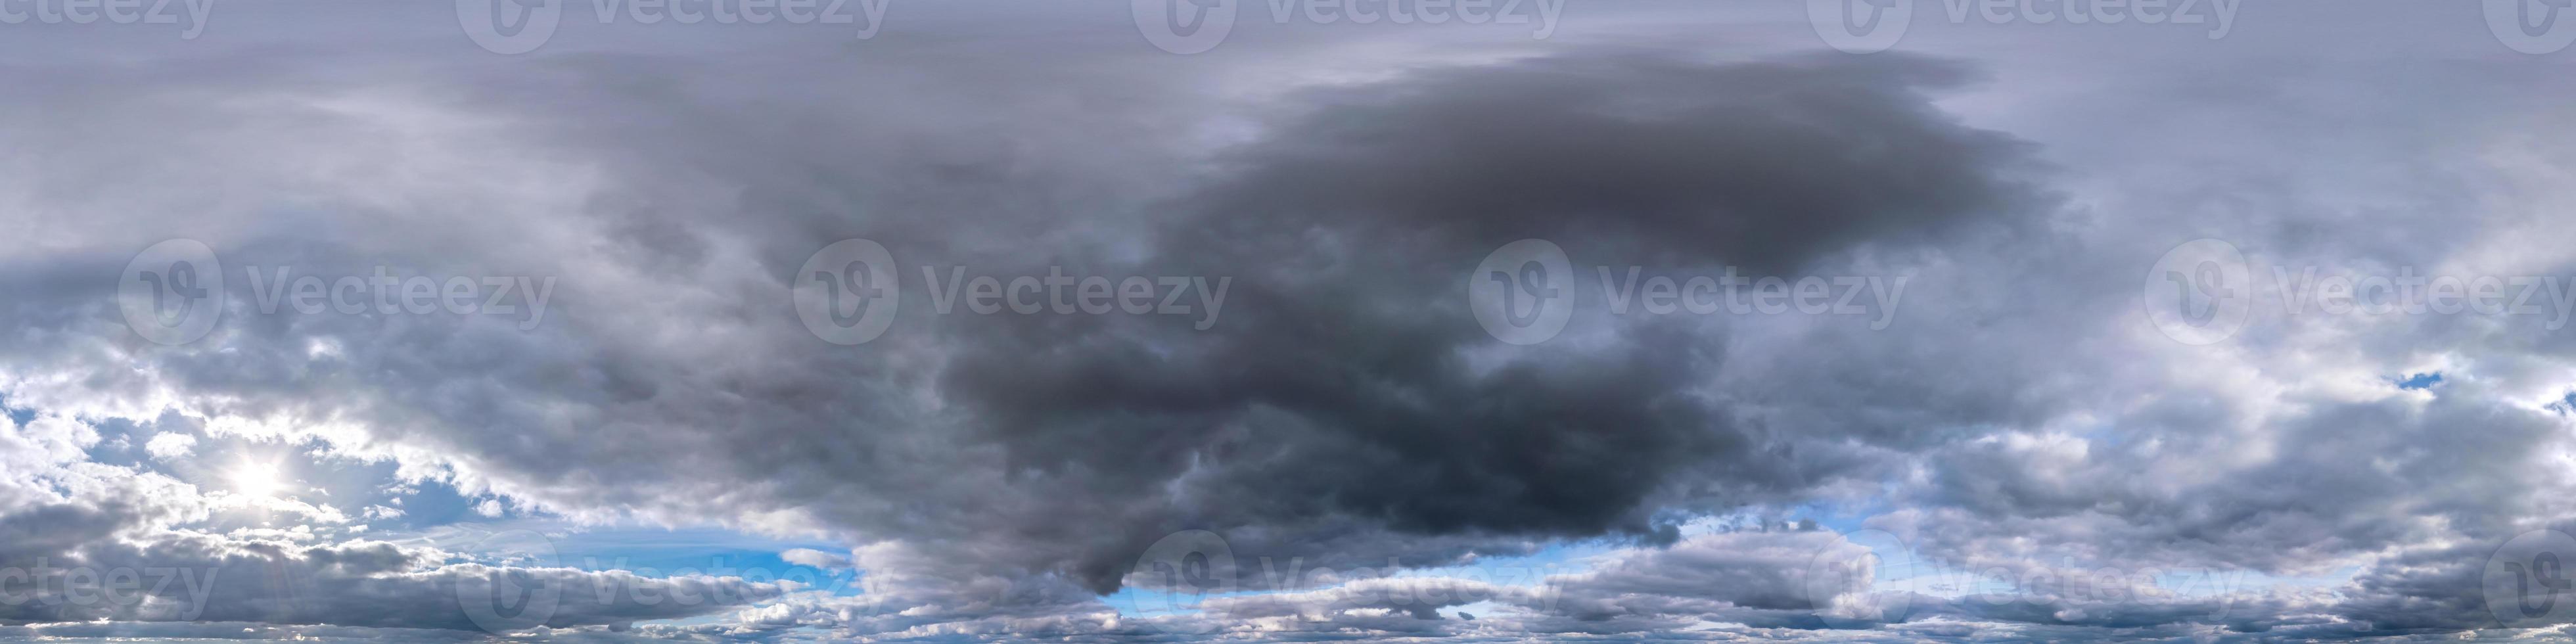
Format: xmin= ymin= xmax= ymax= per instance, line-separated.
xmin=227 ymin=461 xmax=283 ymax=499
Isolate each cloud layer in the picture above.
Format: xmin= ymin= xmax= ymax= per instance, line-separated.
xmin=5 ymin=1 xmax=2576 ymax=641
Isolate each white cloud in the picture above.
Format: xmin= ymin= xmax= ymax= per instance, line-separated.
xmin=143 ymin=432 xmax=196 ymax=461
xmin=779 ymin=548 xmax=851 ymax=569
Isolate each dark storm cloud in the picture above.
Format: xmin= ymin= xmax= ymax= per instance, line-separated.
xmin=1166 ymin=53 xmax=2038 ymax=274
xmin=925 ymin=51 xmax=2048 ymax=593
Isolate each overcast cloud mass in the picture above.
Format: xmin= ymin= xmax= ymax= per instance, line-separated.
xmin=8 ymin=0 xmax=2576 ymax=641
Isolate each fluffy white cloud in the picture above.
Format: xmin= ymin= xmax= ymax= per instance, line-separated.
xmin=143 ymin=432 xmax=196 ymax=461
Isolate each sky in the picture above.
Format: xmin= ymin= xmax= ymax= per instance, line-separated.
xmin=6 ymin=0 xmax=2576 ymax=641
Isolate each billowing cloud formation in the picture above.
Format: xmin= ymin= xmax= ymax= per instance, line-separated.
xmin=930 ymin=51 xmax=2039 ymax=594
xmin=5 ymin=1 xmax=2576 ymax=641
xmin=0 ymin=413 xmax=783 ymax=633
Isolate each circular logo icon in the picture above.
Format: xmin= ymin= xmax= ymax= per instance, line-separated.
xmin=1468 ymin=239 xmax=1573 ymax=345
xmin=119 ymin=239 xmax=225 ymax=346
xmin=794 ymin=239 xmax=901 ymax=346
xmin=1118 ymin=530 xmax=1235 ymax=634
xmin=1134 ymin=0 xmax=1236 ymax=55
xmin=2487 ymin=0 xmax=2576 ymax=55
xmin=2487 ymin=529 xmax=2576 ymax=626
xmin=1804 ymin=529 xmax=1916 ymax=628
xmin=458 ymin=0 xmax=563 ymax=55
xmin=1808 ymin=0 xmax=1912 ymax=54
xmin=2142 ymin=238 xmax=2252 ymax=346
xmin=456 ymin=528 xmax=564 ymax=633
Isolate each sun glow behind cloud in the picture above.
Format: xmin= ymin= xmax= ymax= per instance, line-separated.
xmin=227 ymin=461 xmax=284 ymax=499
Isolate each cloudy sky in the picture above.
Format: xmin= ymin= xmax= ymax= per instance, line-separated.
xmin=8 ymin=0 xmax=2576 ymax=641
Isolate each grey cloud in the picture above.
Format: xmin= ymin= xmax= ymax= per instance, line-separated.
xmin=5 ymin=1 xmax=2575 ymax=641
xmin=9 ymin=44 xmax=2055 ymax=612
